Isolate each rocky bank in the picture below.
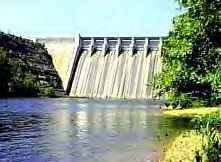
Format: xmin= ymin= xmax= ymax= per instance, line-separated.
xmin=0 ymin=32 xmax=63 ymax=96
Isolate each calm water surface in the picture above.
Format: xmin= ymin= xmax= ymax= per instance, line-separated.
xmin=0 ymin=98 xmax=187 ymax=162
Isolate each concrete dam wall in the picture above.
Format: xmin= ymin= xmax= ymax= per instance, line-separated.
xmin=36 ymin=36 xmax=162 ymax=99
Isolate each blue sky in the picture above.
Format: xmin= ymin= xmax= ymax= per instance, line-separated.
xmin=0 ymin=0 xmax=179 ymax=37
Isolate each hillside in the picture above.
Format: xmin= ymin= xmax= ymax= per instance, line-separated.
xmin=0 ymin=32 xmax=63 ymax=97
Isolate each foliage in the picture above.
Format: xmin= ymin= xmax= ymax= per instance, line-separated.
xmin=0 ymin=48 xmax=56 ymax=97
xmin=162 ymin=109 xmax=221 ymax=162
xmin=154 ymin=0 xmax=221 ymax=108
xmin=39 ymin=84 xmax=55 ymax=97
xmin=192 ymin=111 xmax=221 ymax=161
xmin=192 ymin=111 xmax=221 ymax=130
xmin=9 ymin=63 xmax=39 ymax=96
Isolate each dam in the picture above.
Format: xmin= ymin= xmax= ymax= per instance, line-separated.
xmin=36 ymin=36 xmax=162 ymax=99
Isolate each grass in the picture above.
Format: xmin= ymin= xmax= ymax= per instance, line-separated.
xmin=160 ymin=107 xmax=221 ymax=162
xmin=162 ymin=131 xmax=206 ymax=162
xmin=162 ymin=107 xmax=220 ymax=118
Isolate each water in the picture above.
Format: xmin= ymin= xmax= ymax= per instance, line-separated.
xmin=70 ymin=50 xmax=161 ymax=99
xmin=0 ymin=98 xmax=187 ymax=162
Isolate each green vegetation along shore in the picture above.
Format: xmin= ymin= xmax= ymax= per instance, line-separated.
xmin=154 ymin=0 xmax=221 ymax=160
xmin=154 ymin=0 xmax=221 ymax=108
xmin=161 ymin=108 xmax=221 ymax=162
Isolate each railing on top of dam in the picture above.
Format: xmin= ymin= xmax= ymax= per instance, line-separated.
xmin=75 ymin=36 xmax=162 ymax=54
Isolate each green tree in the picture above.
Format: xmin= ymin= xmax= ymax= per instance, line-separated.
xmin=154 ymin=0 xmax=221 ymax=108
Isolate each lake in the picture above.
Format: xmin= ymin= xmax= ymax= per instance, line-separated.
xmin=0 ymin=98 xmax=187 ymax=162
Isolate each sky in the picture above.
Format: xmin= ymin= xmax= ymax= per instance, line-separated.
xmin=0 ymin=0 xmax=180 ymax=37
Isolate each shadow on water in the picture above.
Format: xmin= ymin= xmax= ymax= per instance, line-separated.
xmin=0 ymin=98 xmax=188 ymax=162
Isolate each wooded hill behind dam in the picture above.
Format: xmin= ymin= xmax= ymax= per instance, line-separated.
xmin=35 ymin=36 xmax=163 ymax=99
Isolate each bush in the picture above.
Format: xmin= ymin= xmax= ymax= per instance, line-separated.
xmin=192 ymin=111 xmax=221 ymax=161
xmin=39 ymin=85 xmax=55 ymax=97
xmin=154 ymin=0 xmax=221 ymax=108
xmin=166 ymin=91 xmax=192 ymax=108
xmin=10 ymin=64 xmax=40 ymax=96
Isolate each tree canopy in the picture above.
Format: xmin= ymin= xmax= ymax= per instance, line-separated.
xmin=154 ymin=0 xmax=221 ymax=108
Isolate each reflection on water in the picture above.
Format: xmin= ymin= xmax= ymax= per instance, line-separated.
xmin=0 ymin=98 xmax=186 ymax=162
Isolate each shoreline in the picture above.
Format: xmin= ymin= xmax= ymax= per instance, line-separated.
xmin=159 ymin=107 xmax=220 ymax=162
